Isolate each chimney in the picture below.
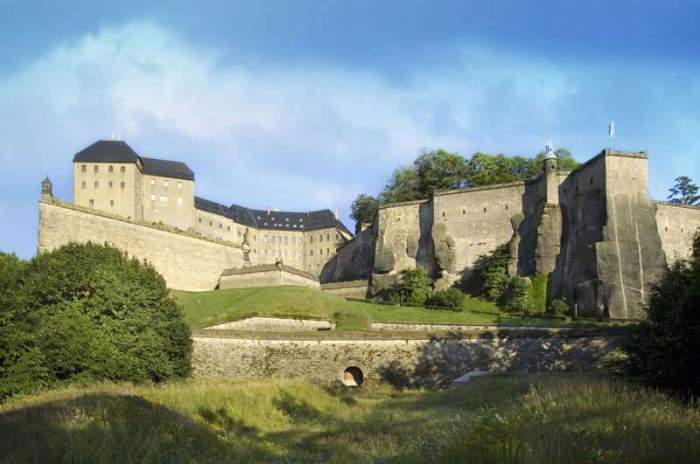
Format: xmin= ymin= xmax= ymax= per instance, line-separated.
xmin=333 ymin=208 xmax=339 ymax=219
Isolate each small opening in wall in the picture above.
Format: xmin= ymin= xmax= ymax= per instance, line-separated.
xmin=665 ymin=227 xmax=668 ymax=232
xmin=505 ymin=205 xmax=508 ymax=210
xmin=590 ymin=178 xmax=594 ymax=185
xmin=342 ymin=366 xmax=364 ymax=387
xmin=462 ymin=209 xmax=466 ymax=215
xmin=442 ymin=211 xmax=445 ymax=217
xmin=483 ymin=207 xmax=487 ymax=213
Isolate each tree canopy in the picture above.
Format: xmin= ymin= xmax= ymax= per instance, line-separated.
xmin=350 ymin=194 xmax=379 ymax=232
xmin=0 ymin=243 xmax=192 ymax=401
xmin=668 ymin=176 xmax=700 ymax=206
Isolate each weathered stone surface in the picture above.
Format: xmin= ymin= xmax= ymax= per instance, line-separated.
xmin=204 ymin=317 xmax=334 ymax=331
xmin=192 ymin=332 xmax=621 ymax=387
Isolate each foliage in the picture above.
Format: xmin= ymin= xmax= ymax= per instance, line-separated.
xmin=529 ymin=273 xmax=549 ymax=313
xmin=548 ymin=298 xmax=570 ymax=316
xmin=349 ymin=193 xmax=379 ymax=232
xmin=667 ymin=176 xmax=700 ymax=205
xmin=0 ymin=242 xmax=192 ymax=401
xmin=499 ymin=277 xmax=531 ymax=313
xmin=2 ymin=373 xmax=700 ymax=463
xmin=465 ymin=245 xmax=511 ymax=301
xmin=384 ymin=268 xmax=433 ymax=306
xmin=623 ymin=231 xmax=700 ymax=397
xmin=414 ymin=149 xmax=468 ymax=196
xmin=374 ymin=148 xmax=577 ymax=205
xmin=426 ymin=288 xmax=465 ymax=310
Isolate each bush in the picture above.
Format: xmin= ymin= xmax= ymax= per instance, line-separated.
xmin=427 ymin=288 xmax=465 ymax=310
xmin=466 ymin=245 xmax=511 ymax=301
xmin=623 ymin=231 xmax=700 ymax=397
xmin=548 ymin=298 xmax=569 ymax=316
xmin=0 ymin=242 xmax=192 ymax=401
xmin=529 ymin=273 xmax=549 ymax=313
xmin=499 ymin=277 xmax=531 ymax=313
xmin=384 ymin=268 xmax=432 ymax=306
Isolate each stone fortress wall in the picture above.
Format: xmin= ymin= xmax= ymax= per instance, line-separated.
xmin=38 ymin=199 xmax=244 ymax=291
xmin=324 ymin=148 xmax=700 ymax=320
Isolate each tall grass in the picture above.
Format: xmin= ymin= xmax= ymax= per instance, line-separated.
xmin=1 ymin=373 xmax=698 ymax=463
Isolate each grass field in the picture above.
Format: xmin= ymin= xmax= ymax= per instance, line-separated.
xmin=172 ymin=286 xmax=610 ymax=330
xmin=1 ymin=372 xmax=698 ymax=463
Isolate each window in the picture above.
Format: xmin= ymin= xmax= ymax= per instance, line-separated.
xmin=110 ymin=200 xmax=114 ymax=207
xmin=177 ymin=198 xmax=183 ymax=205
xmin=198 ymin=218 xmax=202 ymax=223
xmin=327 ymin=248 xmax=330 ymax=255
xmin=310 ymin=250 xmax=314 ymax=256
xmin=284 ymin=237 xmax=288 ymax=244
xmin=163 ymin=180 xmax=169 ymax=188
xmin=227 ymin=226 xmax=230 ymax=231
xmin=120 ymin=166 xmax=125 ymax=174
xmin=326 ymin=233 xmax=329 ymax=241
xmin=94 ymin=165 xmax=99 ymax=173
xmin=81 ymin=165 xmax=86 ymax=173
xmin=319 ymin=249 xmax=323 ymax=255
xmin=108 ymin=181 xmax=113 ymax=189
xmin=336 ymin=234 xmax=339 ymax=240
xmin=278 ymin=236 xmax=282 ymax=244
xmin=159 ymin=195 xmax=167 ymax=203
xmin=109 ymin=165 xmax=114 ymax=173
xmin=177 ymin=182 xmax=182 ymax=189
xmin=209 ymin=221 xmax=213 ymax=226
xmin=483 ymin=207 xmax=487 ymax=213
xmin=319 ymin=234 xmax=323 ymax=242
xmin=120 ymin=181 xmax=125 ymax=189
xmin=89 ymin=199 xmax=94 ymax=207
xmin=94 ymin=181 xmax=99 ymax=189
xmin=219 ymin=223 xmax=222 ymax=229
xmin=150 ymin=178 xmax=156 ymax=185
xmin=81 ymin=181 xmax=86 ymax=189
xmin=310 ymin=236 xmax=314 ymax=243
xmin=150 ymin=194 xmax=156 ymax=201
xmin=263 ymin=235 xmax=268 ymax=242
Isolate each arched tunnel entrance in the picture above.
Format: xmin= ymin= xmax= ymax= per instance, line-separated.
xmin=342 ymin=366 xmax=364 ymax=386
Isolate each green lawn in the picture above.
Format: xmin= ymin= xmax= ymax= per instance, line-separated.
xmin=172 ymin=286 xmax=615 ymax=330
xmin=2 ymin=372 xmax=698 ymax=463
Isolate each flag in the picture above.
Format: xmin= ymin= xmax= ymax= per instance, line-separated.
xmin=608 ymin=121 xmax=615 ymax=141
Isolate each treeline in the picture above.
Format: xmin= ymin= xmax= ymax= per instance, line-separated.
xmin=0 ymin=243 xmax=192 ymax=402
xmin=351 ymin=148 xmax=577 ymax=229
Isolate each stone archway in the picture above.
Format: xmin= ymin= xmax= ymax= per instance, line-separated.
xmin=342 ymin=366 xmax=364 ymax=386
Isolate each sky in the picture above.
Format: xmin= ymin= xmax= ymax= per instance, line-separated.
xmin=1 ymin=0 xmax=699 ymax=258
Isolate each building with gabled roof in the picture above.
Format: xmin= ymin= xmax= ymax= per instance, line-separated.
xmin=68 ymin=140 xmax=352 ymax=277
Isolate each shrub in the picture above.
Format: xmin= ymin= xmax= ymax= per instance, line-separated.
xmin=384 ymin=267 xmax=432 ymax=306
xmin=548 ymin=298 xmax=569 ymax=316
xmin=427 ymin=288 xmax=465 ymax=310
xmin=499 ymin=277 xmax=531 ymax=313
xmin=529 ymin=273 xmax=549 ymax=313
xmin=465 ymin=245 xmax=511 ymax=301
xmin=0 ymin=242 xmax=192 ymax=401
xmin=623 ymin=230 xmax=700 ymax=397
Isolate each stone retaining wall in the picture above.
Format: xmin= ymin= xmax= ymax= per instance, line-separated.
xmin=192 ymin=331 xmax=620 ymax=387
xmin=204 ymin=316 xmax=334 ymax=332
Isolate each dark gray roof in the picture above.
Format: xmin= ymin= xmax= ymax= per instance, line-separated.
xmin=141 ymin=157 xmax=194 ymax=181
xmin=195 ymin=197 xmax=352 ymax=235
xmin=73 ymin=140 xmax=194 ymax=181
xmin=73 ymin=140 xmax=139 ymax=163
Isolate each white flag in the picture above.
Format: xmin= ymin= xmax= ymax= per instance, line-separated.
xmin=608 ymin=121 xmax=615 ymax=141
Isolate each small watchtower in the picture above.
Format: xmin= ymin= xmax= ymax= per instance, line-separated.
xmin=543 ymin=141 xmax=559 ymax=205
xmin=41 ymin=176 xmax=53 ymax=201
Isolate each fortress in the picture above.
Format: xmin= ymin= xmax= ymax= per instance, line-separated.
xmin=38 ymin=140 xmax=700 ymax=319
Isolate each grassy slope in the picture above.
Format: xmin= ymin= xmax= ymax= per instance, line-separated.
xmin=173 ymin=286 xmax=605 ymax=330
xmin=2 ymin=373 xmax=699 ymax=463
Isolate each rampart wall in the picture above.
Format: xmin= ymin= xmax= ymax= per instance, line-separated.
xmin=192 ymin=329 xmax=620 ymax=387
xmin=38 ymin=200 xmax=244 ymax=291
xmin=656 ymin=202 xmax=700 ymax=263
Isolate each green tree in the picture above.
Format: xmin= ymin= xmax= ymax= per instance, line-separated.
xmin=464 ymin=153 xmax=522 ymax=186
xmin=414 ymin=149 xmax=468 ymax=196
xmin=385 ymin=267 xmax=432 ymax=306
xmin=0 ymin=242 xmax=192 ymax=401
xmin=667 ymin=176 xmax=700 ymax=206
xmin=623 ymin=231 xmax=700 ymax=396
xmin=378 ymin=166 xmax=422 ymax=204
xmin=350 ymin=194 xmax=379 ymax=232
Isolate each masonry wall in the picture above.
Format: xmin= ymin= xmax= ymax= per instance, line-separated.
xmin=192 ymin=332 xmax=620 ymax=387
xmin=38 ymin=200 xmax=244 ymax=291
xmin=142 ymin=175 xmax=195 ymax=232
xmin=655 ymin=202 xmax=700 ymax=263
xmin=319 ymin=226 xmax=375 ymax=283
xmin=219 ymin=268 xmax=320 ymax=289
xmin=73 ymin=161 xmax=142 ymax=221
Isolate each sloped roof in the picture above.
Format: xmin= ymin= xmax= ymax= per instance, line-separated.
xmin=141 ymin=157 xmax=194 ymax=181
xmin=73 ymin=140 xmax=140 ymax=163
xmin=195 ymin=198 xmax=352 ymax=234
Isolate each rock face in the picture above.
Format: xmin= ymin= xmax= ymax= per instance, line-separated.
xmin=325 ymin=149 xmax=700 ymax=319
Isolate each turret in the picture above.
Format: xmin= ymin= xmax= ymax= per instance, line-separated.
xmin=41 ymin=176 xmax=53 ymax=201
xmin=544 ymin=141 xmax=559 ymax=205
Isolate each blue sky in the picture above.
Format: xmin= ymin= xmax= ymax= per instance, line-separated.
xmin=1 ymin=0 xmax=698 ymax=258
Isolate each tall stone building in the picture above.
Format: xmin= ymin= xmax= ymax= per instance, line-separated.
xmin=322 ymin=145 xmax=700 ymax=319
xmin=46 ymin=140 xmax=352 ymax=281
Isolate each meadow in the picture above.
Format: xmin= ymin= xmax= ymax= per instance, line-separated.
xmin=1 ymin=372 xmax=698 ymax=463
xmin=172 ymin=286 xmax=613 ymax=330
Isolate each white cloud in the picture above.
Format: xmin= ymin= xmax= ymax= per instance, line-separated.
xmin=0 ymin=20 xmax=698 ymax=258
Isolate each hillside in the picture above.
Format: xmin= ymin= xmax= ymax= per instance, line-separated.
xmin=171 ymin=286 xmax=605 ymax=330
xmin=2 ymin=372 xmax=698 ymax=463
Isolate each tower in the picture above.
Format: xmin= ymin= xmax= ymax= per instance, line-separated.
xmin=544 ymin=141 xmax=559 ymax=205
xmin=41 ymin=176 xmax=53 ymax=201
